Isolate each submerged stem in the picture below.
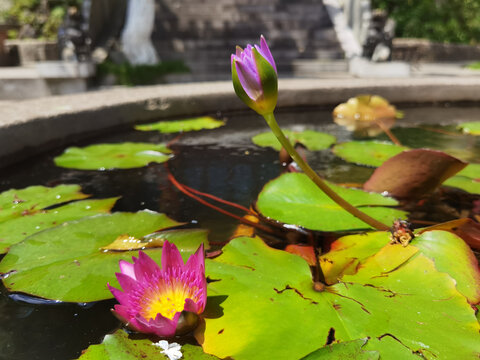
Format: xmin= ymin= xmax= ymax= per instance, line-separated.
xmin=263 ymin=112 xmax=390 ymax=231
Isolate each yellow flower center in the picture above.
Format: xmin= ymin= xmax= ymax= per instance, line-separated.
xmin=139 ymin=280 xmax=199 ymax=321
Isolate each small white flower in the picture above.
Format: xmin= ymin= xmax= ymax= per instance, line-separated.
xmin=153 ymin=340 xmax=182 ymax=360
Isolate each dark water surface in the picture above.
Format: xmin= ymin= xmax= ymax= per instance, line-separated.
xmin=0 ymin=104 xmax=479 ymax=359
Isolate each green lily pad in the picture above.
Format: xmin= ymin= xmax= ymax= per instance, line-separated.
xmin=256 ymin=173 xmax=406 ymax=231
xmin=301 ymin=338 xmax=379 ymax=359
xmin=0 ymin=211 xmax=209 ymax=302
xmin=78 ymin=329 xmax=219 ymax=360
xmin=0 ymin=197 xmax=118 ymax=254
xmin=443 ymin=176 xmax=480 ymax=194
xmin=0 ymin=184 xmax=89 ymax=223
xmin=456 ymin=163 xmax=480 ymax=180
xmin=252 ymin=129 xmax=336 ymax=151
xmin=54 ymin=143 xmax=172 ymax=170
xmin=200 ymin=237 xmax=480 ymax=359
xmin=332 ymin=141 xmax=408 ymax=167
xmin=322 ymin=230 xmax=480 ymax=304
xmin=135 ymin=116 xmax=225 ymax=133
xmin=458 ymin=121 xmax=480 ymax=135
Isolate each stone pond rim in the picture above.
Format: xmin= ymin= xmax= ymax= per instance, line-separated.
xmin=1 ymin=76 xmax=480 ymax=168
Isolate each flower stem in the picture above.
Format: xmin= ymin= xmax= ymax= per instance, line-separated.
xmin=263 ymin=112 xmax=390 ymax=231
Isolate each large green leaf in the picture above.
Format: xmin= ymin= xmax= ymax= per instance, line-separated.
xmin=252 ymin=129 xmax=336 ymax=151
xmin=458 ymin=121 xmax=480 ymax=135
xmin=0 ymin=211 xmax=208 ymax=302
xmin=301 ymin=338 xmax=379 ymax=360
xmin=0 ymin=197 xmax=118 ymax=254
xmin=200 ymin=237 xmax=480 ymax=359
xmin=322 ymin=230 xmax=480 ymax=304
xmin=256 ymin=173 xmax=406 ymax=231
xmin=0 ymin=184 xmax=88 ymax=223
xmin=135 ymin=116 xmax=225 ymax=133
xmin=443 ymin=163 xmax=480 ymax=194
xmin=332 ymin=141 xmax=407 ymax=167
xmin=78 ymin=329 xmax=219 ymax=360
xmin=54 ymin=143 xmax=172 ymax=170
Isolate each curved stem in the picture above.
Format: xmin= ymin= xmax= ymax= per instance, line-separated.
xmin=263 ymin=112 xmax=390 ymax=231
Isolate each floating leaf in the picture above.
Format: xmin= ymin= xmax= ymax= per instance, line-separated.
xmin=301 ymin=338 xmax=379 ymax=359
xmin=54 ymin=143 xmax=172 ymax=170
xmin=101 ymin=229 xmax=209 ymax=252
xmin=0 ymin=184 xmax=88 ymax=223
xmin=0 ymin=197 xmax=118 ymax=254
xmin=256 ymin=173 xmax=406 ymax=231
xmin=456 ymin=163 xmax=480 ymax=180
xmin=443 ymin=175 xmax=480 ymax=195
xmin=252 ymin=129 xmax=336 ymax=151
xmin=421 ymin=218 xmax=480 ymax=250
xmin=363 ymin=149 xmax=467 ymax=198
xmin=333 ymin=95 xmax=401 ymax=136
xmin=78 ymin=329 xmax=219 ymax=359
xmin=332 ymin=141 xmax=407 ymax=167
xmin=135 ymin=116 xmax=225 ymax=133
xmin=458 ymin=121 xmax=480 ymax=135
xmin=0 ymin=211 xmax=209 ymax=302
xmin=199 ymin=237 xmax=480 ymax=359
xmin=322 ymin=230 xmax=480 ymax=303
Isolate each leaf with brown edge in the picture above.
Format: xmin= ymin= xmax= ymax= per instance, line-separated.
xmin=363 ymin=149 xmax=467 ymax=199
xmin=285 ymin=244 xmax=316 ymax=266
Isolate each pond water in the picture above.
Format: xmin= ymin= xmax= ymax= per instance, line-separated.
xmin=0 ymin=103 xmax=479 ymax=359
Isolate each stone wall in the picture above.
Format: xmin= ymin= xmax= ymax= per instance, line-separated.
xmin=393 ymin=38 xmax=480 ymax=63
xmin=152 ymin=0 xmax=343 ymax=80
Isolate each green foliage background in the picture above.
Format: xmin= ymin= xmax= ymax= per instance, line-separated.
xmin=4 ymin=0 xmax=81 ymax=39
xmin=372 ymin=0 xmax=480 ymax=44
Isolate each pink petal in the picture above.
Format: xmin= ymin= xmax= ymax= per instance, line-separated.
xmin=161 ymin=241 xmax=185 ymax=271
xmin=136 ymin=312 xmax=180 ymax=337
xmin=134 ymin=251 xmax=161 ymax=282
xmin=119 ymin=259 xmax=136 ymax=280
xmin=107 ymin=284 xmax=130 ymax=305
xmin=116 ymin=272 xmax=140 ymax=294
xmin=185 ymin=243 xmax=204 ymax=273
xmin=235 ymin=60 xmax=262 ymax=101
xmin=184 ymin=298 xmax=199 ymax=313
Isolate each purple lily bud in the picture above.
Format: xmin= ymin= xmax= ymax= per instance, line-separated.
xmin=231 ymin=35 xmax=278 ymax=115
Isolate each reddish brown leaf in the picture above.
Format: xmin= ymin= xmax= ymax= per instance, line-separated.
xmin=285 ymin=244 xmax=316 ymax=266
xmin=363 ymin=149 xmax=467 ymax=199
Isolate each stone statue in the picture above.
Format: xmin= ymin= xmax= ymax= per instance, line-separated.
xmin=120 ymin=0 xmax=159 ymax=65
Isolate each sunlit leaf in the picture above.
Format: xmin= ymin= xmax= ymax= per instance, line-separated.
xmin=322 ymin=230 xmax=480 ymax=303
xmin=0 ymin=211 xmax=208 ymax=302
xmin=0 ymin=184 xmax=88 ymax=223
xmin=363 ymin=149 xmax=467 ymax=198
xmin=54 ymin=142 xmax=172 ymax=170
xmin=332 ymin=141 xmax=407 ymax=167
xmin=421 ymin=218 xmax=480 ymax=250
xmin=78 ymin=329 xmax=219 ymax=359
xmin=443 ymin=176 xmax=480 ymax=195
xmin=135 ymin=116 xmax=225 ymax=133
xmin=456 ymin=163 xmax=480 ymax=180
xmin=458 ymin=121 xmax=480 ymax=135
xmin=301 ymin=338 xmax=379 ymax=359
xmin=252 ymin=129 xmax=336 ymax=151
xmin=199 ymin=237 xmax=480 ymax=359
xmin=256 ymin=173 xmax=406 ymax=231
xmin=0 ymin=197 xmax=118 ymax=254
xmin=333 ymin=95 xmax=401 ymax=136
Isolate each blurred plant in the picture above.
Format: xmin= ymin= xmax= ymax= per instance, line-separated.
xmin=372 ymin=0 xmax=480 ymax=44
xmin=3 ymin=0 xmax=81 ymax=39
xmin=96 ymin=60 xmax=190 ymax=86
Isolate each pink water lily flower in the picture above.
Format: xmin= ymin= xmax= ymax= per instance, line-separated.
xmin=231 ymin=35 xmax=278 ymax=115
xmin=108 ymin=241 xmax=206 ymax=337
